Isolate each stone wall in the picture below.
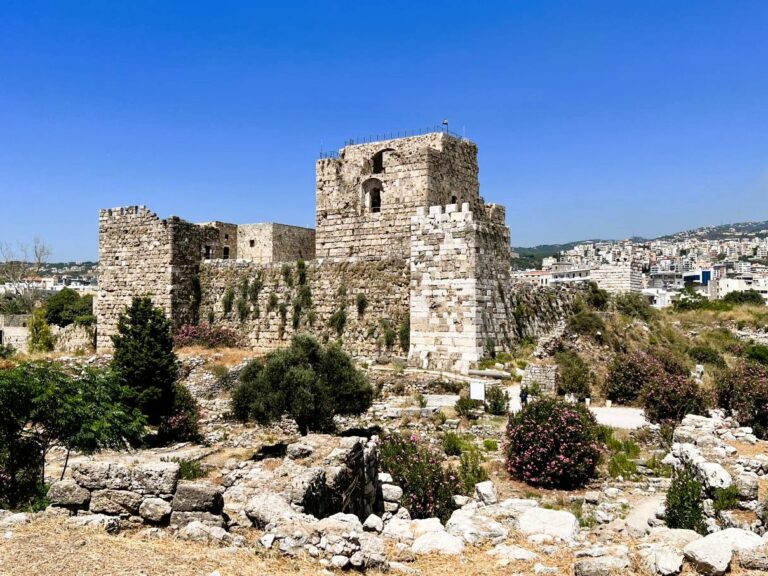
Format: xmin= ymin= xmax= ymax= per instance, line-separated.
xmin=198 ymin=257 xmax=409 ymax=357
xmin=315 ymin=133 xmax=479 ymax=260
xmin=0 ymin=314 xmax=29 ymax=353
xmin=520 ymin=364 xmax=560 ymax=395
xmin=52 ymin=323 xmax=96 ymax=353
xmin=237 ymin=223 xmax=316 ymax=263
xmin=591 ymin=264 xmax=644 ymax=294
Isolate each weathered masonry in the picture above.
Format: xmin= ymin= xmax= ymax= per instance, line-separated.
xmin=97 ymin=132 xmax=570 ymax=372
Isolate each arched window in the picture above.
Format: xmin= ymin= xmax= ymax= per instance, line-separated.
xmin=362 ymin=178 xmax=383 ymax=213
xmin=371 ymin=148 xmax=395 ymax=174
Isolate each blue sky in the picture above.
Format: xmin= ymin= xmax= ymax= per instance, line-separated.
xmin=1 ymin=1 xmax=767 ymax=260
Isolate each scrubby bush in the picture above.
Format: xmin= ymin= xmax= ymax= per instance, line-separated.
xmin=554 ymin=350 xmax=592 ymax=400
xmin=688 ymin=345 xmax=726 ymax=368
xmin=455 ymin=395 xmax=483 ymax=418
xmin=484 ymin=385 xmax=509 ymax=415
xmin=604 ymin=351 xmax=662 ymax=405
xmin=173 ymin=322 xmax=240 ymax=348
xmin=722 ymin=290 xmax=765 ymax=306
xmin=712 ymin=485 xmax=740 ymax=513
xmin=665 ymin=461 xmax=706 ymax=534
xmin=614 ymin=292 xmax=655 ymax=322
xmin=27 ymin=309 xmax=55 ymax=353
xmin=231 ymin=334 xmax=372 ymax=435
xmin=380 ymin=319 xmax=397 ymax=350
xmin=442 ymin=432 xmax=464 ymax=456
xmin=458 ymin=449 xmax=488 ymax=492
xmin=157 ymin=383 xmax=201 ymax=444
xmin=567 ymin=310 xmax=605 ymax=339
xmin=379 ymin=433 xmax=460 ymax=522
xmin=172 ymin=458 xmax=207 ymax=480
xmin=356 ymin=293 xmax=367 ymax=316
xmin=505 ymin=397 xmax=602 ymax=488
xmin=329 ymin=308 xmax=347 ymax=337
xmin=483 ymin=439 xmax=498 ymax=451
xmin=0 ymin=343 xmax=15 ymax=359
xmin=642 ymin=372 xmax=707 ymax=425
xmin=222 ymin=287 xmax=235 ymax=317
xmin=398 ymin=314 xmax=410 ymax=353
xmin=745 ymin=344 xmax=768 ymax=366
xmin=585 ymin=282 xmax=609 ymax=311
xmin=716 ymin=361 xmax=768 ymax=439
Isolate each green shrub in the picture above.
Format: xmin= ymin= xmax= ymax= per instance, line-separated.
xmin=398 ymin=314 xmax=410 ymax=353
xmin=688 ymin=345 xmax=726 ymax=368
xmin=713 ymin=485 xmax=740 ymax=513
xmin=248 ymin=273 xmax=263 ymax=304
xmin=222 ymin=287 xmax=235 ymax=317
xmin=296 ymin=259 xmax=307 ymax=285
xmin=380 ymin=319 xmax=396 ymax=350
xmin=722 ymin=290 xmax=765 ymax=306
xmin=665 ymin=461 xmax=706 ymax=534
xmin=281 ymin=264 xmax=294 ymax=287
xmin=27 ymin=309 xmax=55 ymax=353
xmin=745 ymin=344 xmax=768 ymax=366
xmin=554 ymin=350 xmax=592 ymax=400
xmin=157 ymin=383 xmax=201 ymax=443
xmin=43 ymin=288 xmax=93 ymax=328
xmin=0 ymin=343 xmax=15 ymax=359
xmin=230 ymin=334 xmax=372 ymax=435
xmin=458 ymin=449 xmax=488 ymax=492
xmin=267 ymin=293 xmax=278 ymax=313
xmin=379 ymin=433 xmax=460 ymax=522
xmin=483 ymin=439 xmax=498 ymax=452
xmin=442 ymin=432 xmax=465 ymax=456
xmin=111 ymin=297 xmax=179 ymax=426
xmin=455 ymin=395 xmax=483 ymax=418
xmin=567 ymin=310 xmax=605 ymax=339
xmin=716 ymin=361 xmax=768 ymax=438
xmin=614 ymin=293 xmax=655 ymax=322
xmin=605 ymin=351 xmax=662 ymax=405
xmin=484 ymin=385 xmax=509 ymax=415
xmin=608 ymin=452 xmax=637 ymax=479
xmin=585 ymin=282 xmax=609 ymax=311
xmin=172 ymin=458 xmax=207 ymax=480
xmin=642 ymin=373 xmax=707 ymax=425
xmin=506 ymin=397 xmax=601 ymax=488
xmin=239 ymin=277 xmax=250 ymax=299
xmin=329 ymin=308 xmax=347 ymax=337
xmin=356 ymin=293 xmax=367 ymax=316
xmin=236 ymin=297 xmax=249 ymax=322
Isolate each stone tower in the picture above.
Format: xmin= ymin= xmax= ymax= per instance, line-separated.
xmin=315 ymin=132 xmax=480 ymax=259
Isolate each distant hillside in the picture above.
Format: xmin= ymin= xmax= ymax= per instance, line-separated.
xmin=511 ymin=241 xmax=606 ymax=270
xmin=656 ymin=220 xmax=768 ymax=242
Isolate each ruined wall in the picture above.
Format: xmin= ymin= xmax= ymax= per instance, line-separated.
xmin=0 ymin=314 xmax=29 ymax=353
xmin=315 ymin=133 xmax=479 ymax=260
xmin=52 ymin=324 xmax=96 ymax=353
xmin=198 ymin=257 xmax=409 ymax=357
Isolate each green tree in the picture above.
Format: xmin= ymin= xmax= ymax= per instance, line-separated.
xmin=111 ymin=297 xmax=179 ymax=425
xmin=555 ymin=350 xmax=592 ymax=400
xmin=665 ymin=461 xmax=706 ymax=534
xmin=44 ymin=288 xmax=94 ymax=327
xmin=27 ymin=308 xmax=55 ymax=353
xmin=231 ymin=334 xmax=373 ymax=435
xmin=722 ymin=290 xmax=765 ymax=306
xmin=0 ymin=363 xmax=145 ymax=508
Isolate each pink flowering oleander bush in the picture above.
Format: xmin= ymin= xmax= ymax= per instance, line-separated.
xmin=505 ymin=397 xmax=602 ymax=489
xmin=716 ymin=361 xmax=768 ymax=439
xmin=605 ymin=350 xmax=664 ymax=405
xmin=173 ymin=322 xmax=240 ymax=349
xmin=379 ymin=433 xmax=461 ymax=523
xmin=641 ymin=372 xmax=708 ymax=425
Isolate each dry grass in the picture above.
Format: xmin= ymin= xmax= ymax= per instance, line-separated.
xmin=0 ymin=518 xmax=597 ymax=576
xmin=727 ymin=440 xmax=768 ymax=458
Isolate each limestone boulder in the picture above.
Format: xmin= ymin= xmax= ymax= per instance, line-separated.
xmin=363 ymin=514 xmax=384 ymax=533
xmin=486 ymin=543 xmax=538 ymax=565
xmin=474 ymin=480 xmax=498 ymax=505
xmin=139 ymin=497 xmax=172 ymax=523
xmin=516 ymin=507 xmax=579 ymax=540
xmin=411 ymin=531 xmax=464 ymax=555
xmin=445 ymin=508 xmax=509 ymax=545
xmin=244 ymin=492 xmax=300 ymax=528
xmin=48 ymin=479 xmax=90 ymax=509
xmin=130 ymin=462 xmax=180 ymax=495
xmin=89 ymin=489 xmax=142 ymax=516
xmin=72 ymin=462 xmax=131 ymax=490
xmin=66 ymin=514 xmax=120 ymax=533
xmin=639 ymin=543 xmax=684 ymax=576
xmin=286 ymin=442 xmax=314 ymax=459
xmin=381 ymin=484 xmax=404 ymax=503
xmin=172 ymin=481 xmax=223 ymax=513
xmin=170 ymin=511 xmax=225 ymax=529
xmin=574 ymin=556 xmax=630 ymax=576
xmin=697 ymin=462 xmax=732 ymax=491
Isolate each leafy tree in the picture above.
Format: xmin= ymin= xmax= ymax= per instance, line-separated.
xmin=231 ymin=334 xmax=373 ymax=435
xmin=0 ymin=363 xmax=145 ymax=508
xmin=44 ymin=288 xmax=93 ymax=327
xmin=111 ymin=297 xmax=179 ymax=425
xmin=27 ymin=309 xmax=55 ymax=353
xmin=585 ymin=282 xmax=609 ymax=311
xmin=665 ymin=461 xmax=706 ymax=534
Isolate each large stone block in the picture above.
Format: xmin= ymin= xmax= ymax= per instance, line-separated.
xmin=131 ymin=462 xmax=180 ymax=495
xmin=48 ymin=479 xmax=90 ymax=509
xmin=72 ymin=462 xmax=131 ymax=490
xmin=89 ymin=489 xmax=143 ymax=516
xmin=172 ymin=481 xmax=224 ymax=513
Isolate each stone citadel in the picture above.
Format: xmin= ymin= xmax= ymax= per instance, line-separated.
xmin=97 ymin=131 xmax=574 ymax=372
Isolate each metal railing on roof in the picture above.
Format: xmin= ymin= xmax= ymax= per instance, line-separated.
xmin=318 ymin=125 xmax=468 ymax=159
